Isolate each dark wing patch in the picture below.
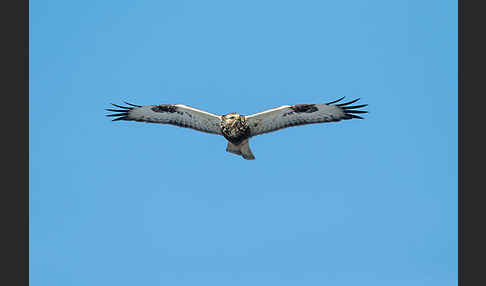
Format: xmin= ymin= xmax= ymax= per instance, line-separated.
xmin=151 ymin=104 xmax=179 ymax=114
xmin=282 ymin=104 xmax=319 ymax=117
xmin=289 ymin=104 xmax=319 ymax=114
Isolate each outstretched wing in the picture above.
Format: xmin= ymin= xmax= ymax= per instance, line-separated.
xmin=106 ymin=102 xmax=223 ymax=135
xmin=245 ymin=97 xmax=367 ymax=137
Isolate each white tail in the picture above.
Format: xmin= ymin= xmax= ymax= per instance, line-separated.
xmin=226 ymin=139 xmax=255 ymax=160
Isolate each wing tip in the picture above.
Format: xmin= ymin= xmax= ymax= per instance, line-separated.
xmin=329 ymin=97 xmax=368 ymax=120
xmin=106 ymin=101 xmax=140 ymax=121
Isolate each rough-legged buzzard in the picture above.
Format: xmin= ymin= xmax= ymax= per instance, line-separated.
xmin=105 ymin=97 xmax=368 ymax=160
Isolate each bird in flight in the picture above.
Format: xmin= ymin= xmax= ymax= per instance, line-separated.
xmin=106 ymin=97 xmax=368 ymax=160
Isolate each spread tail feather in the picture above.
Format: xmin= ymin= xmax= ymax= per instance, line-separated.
xmin=226 ymin=140 xmax=255 ymax=160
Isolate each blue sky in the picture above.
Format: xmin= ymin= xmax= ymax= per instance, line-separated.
xmin=30 ymin=1 xmax=457 ymax=285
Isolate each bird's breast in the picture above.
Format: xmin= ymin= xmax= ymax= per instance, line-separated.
xmin=221 ymin=118 xmax=251 ymax=145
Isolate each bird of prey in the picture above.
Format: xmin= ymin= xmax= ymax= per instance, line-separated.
xmin=105 ymin=97 xmax=367 ymax=160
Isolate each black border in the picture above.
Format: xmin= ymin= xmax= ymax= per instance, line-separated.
xmin=2 ymin=0 xmax=29 ymax=285
xmin=460 ymin=0 xmax=485 ymax=285
xmin=2 ymin=0 xmax=28 ymax=285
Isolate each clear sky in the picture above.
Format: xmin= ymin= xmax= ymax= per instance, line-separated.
xmin=30 ymin=1 xmax=457 ymax=285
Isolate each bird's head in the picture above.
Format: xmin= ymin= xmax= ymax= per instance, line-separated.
xmin=222 ymin=113 xmax=241 ymax=126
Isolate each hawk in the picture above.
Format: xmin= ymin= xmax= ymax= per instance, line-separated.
xmin=105 ymin=97 xmax=367 ymax=160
